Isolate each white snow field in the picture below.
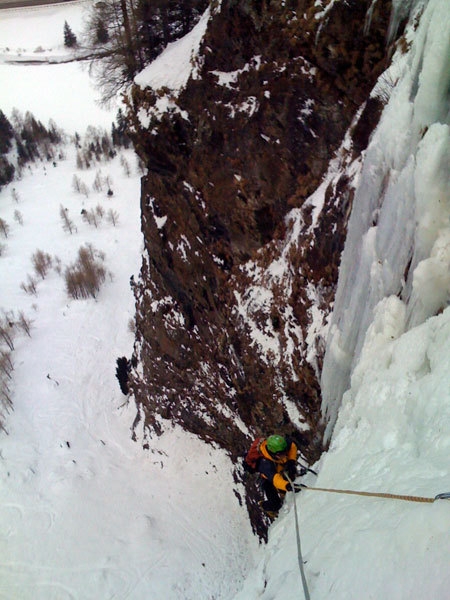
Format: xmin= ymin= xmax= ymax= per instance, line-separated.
xmin=0 ymin=4 xmax=257 ymax=599
xmin=0 ymin=0 xmax=449 ymax=599
xmin=0 ymin=0 xmax=116 ymax=133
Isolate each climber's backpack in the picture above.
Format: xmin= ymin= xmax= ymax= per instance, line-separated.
xmin=243 ymin=437 xmax=264 ymax=473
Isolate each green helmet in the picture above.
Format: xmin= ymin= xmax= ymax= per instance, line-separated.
xmin=266 ymin=434 xmax=288 ymax=454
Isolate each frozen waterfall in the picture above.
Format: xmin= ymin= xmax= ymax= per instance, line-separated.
xmin=321 ymin=0 xmax=450 ymax=441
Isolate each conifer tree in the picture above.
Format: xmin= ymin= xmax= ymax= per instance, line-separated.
xmin=0 ymin=111 xmax=13 ymax=154
xmin=95 ymin=18 xmax=109 ymax=44
xmin=63 ymin=21 xmax=77 ymax=48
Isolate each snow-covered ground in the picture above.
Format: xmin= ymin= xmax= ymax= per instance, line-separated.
xmin=1 ymin=1 xmax=449 ymax=599
xmin=0 ymin=4 xmax=257 ymax=599
xmin=0 ymin=1 xmax=115 ymax=133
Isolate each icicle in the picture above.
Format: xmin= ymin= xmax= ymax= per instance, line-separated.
xmin=363 ymin=0 xmax=379 ymax=36
xmin=386 ymin=0 xmax=424 ymax=46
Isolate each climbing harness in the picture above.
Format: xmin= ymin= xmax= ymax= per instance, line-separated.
xmin=300 ymin=485 xmax=450 ymax=504
xmin=286 ymin=474 xmax=310 ymax=600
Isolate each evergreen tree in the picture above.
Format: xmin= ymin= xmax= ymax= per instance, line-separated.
xmin=0 ymin=111 xmax=13 ymax=155
xmin=112 ymin=108 xmax=130 ymax=148
xmin=64 ymin=21 xmax=77 ymax=48
xmin=0 ymin=156 xmax=14 ymax=188
xmin=95 ymin=18 xmax=109 ymax=44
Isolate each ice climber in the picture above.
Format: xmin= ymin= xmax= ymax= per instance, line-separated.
xmin=244 ymin=434 xmax=303 ymax=517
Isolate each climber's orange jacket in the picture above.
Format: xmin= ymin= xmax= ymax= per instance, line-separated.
xmin=257 ymin=439 xmax=298 ymax=492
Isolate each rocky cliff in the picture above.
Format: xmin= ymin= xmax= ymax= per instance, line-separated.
xmin=126 ymin=0 xmax=403 ymax=537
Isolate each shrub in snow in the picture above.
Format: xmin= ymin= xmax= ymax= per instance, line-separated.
xmin=64 ymin=244 xmax=107 ymax=299
xmin=31 ymin=249 xmax=52 ymax=280
xmin=13 ymin=210 xmax=23 ymax=226
xmin=20 ymin=275 xmax=37 ymax=296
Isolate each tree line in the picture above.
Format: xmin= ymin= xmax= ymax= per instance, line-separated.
xmin=82 ymin=0 xmax=209 ymax=103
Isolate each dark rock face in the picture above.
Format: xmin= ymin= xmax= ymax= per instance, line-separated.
xmin=127 ymin=0 xmax=394 ymax=537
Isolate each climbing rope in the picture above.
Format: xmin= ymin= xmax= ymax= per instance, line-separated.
xmin=301 ymin=486 xmax=450 ymax=504
xmin=283 ymin=476 xmax=449 ymax=600
xmin=286 ymin=474 xmax=310 ymax=600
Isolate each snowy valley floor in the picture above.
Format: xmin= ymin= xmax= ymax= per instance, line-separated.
xmin=0 ymin=144 xmax=258 ymax=599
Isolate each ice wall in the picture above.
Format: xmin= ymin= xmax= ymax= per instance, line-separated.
xmin=321 ymin=0 xmax=450 ymax=441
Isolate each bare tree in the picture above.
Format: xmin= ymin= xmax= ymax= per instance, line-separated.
xmin=72 ymin=174 xmax=82 ymax=193
xmin=31 ymin=249 xmax=53 ymax=279
xmin=13 ymin=210 xmax=23 ymax=226
xmin=59 ymin=205 xmax=77 ymax=234
xmin=120 ymin=154 xmax=131 ymax=177
xmin=64 ymin=244 xmax=107 ymax=299
xmin=53 ymin=255 xmax=63 ymax=275
xmin=81 ymin=208 xmax=99 ymax=228
xmin=83 ymin=0 xmax=141 ymax=105
xmin=0 ymin=351 xmax=13 ymax=379
xmin=0 ymin=315 xmax=14 ymax=351
xmin=17 ymin=311 xmax=32 ymax=337
xmin=107 ymin=208 xmax=119 ymax=226
xmin=136 ymin=156 xmax=146 ymax=175
xmin=20 ymin=275 xmax=38 ymax=296
xmin=11 ymin=188 xmax=20 ymax=203
xmin=93 ymin=170 xmax=104 ymax=192
xmin=0 ymin=218 xmax=10 ymax=239
xmin=95 ymin=204 xmax=105 ymax=219
xmin=80 ymin=181 xmax=90 ymax=198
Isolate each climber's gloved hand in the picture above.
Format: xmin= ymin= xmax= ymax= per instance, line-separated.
xmin=286 ymin=460 xmax=297 ymax=480
xmin=299 ymin=467 xmax=308 ymax=476
xmin=286 ymin=483 xmax=303 ymax=493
